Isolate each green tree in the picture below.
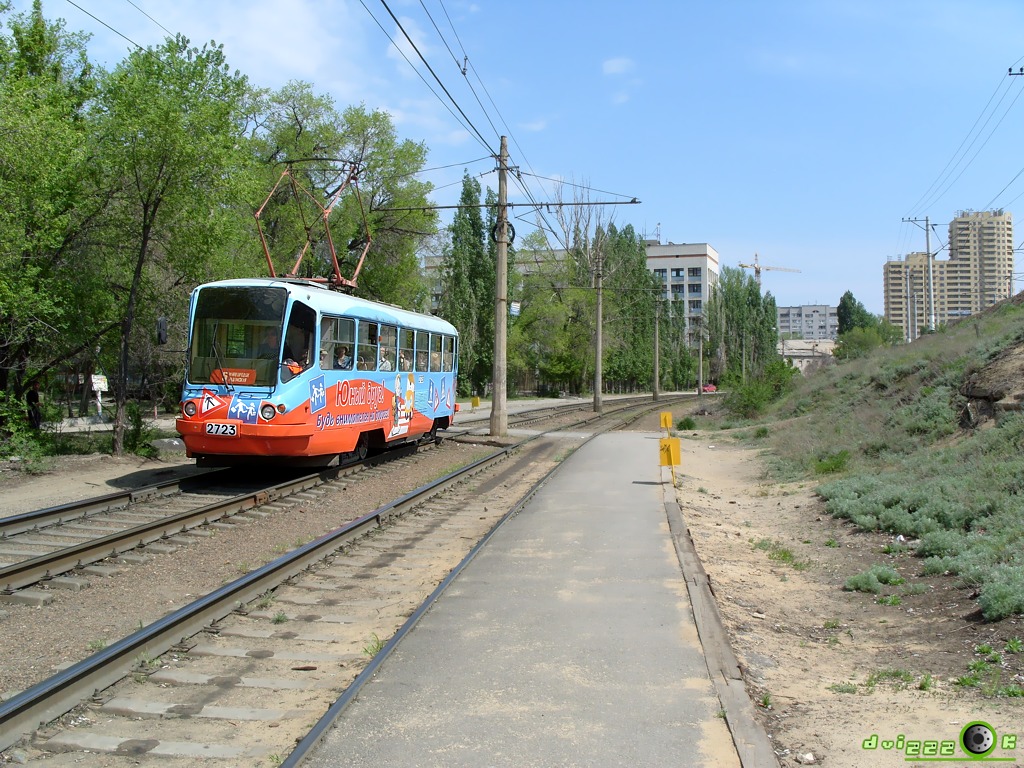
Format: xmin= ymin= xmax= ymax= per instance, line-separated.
xmin=245 ymin=88 xmax=435 ymax=308
xmin=0 ymin=1 xmax=99 ymax=409
xmin=837 ymin=290 xmax=874 ymax=334
xmin=439 ymin=173 xmax=490 ymax=395
xmin=92 ymin=34 xmax=253 ymax=454
xmin=704 ymin=266 xmax=778 ymax=384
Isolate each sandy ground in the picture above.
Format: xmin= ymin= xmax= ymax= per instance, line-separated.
xmin=2 ymin=419 xmax=1022 ymax=766
xmin=668 ymin=432 xmax=1023 ymax=767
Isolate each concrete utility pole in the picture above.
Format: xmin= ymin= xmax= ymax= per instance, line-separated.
xmin=653 ymin=298 xmax=660 ymax=402
xmin=490 ymin=136 xmax=509 ymax=437
xmin=902 ymin=216 xmax=935 ymax=332
xmin=594 ymin=245 xmax=603 ymax=415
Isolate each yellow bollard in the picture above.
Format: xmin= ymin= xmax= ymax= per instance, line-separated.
xmin=659 ymin=411 xmax=672 ymax=432
xmin=471 ymin=396 xmax=480 ymax=411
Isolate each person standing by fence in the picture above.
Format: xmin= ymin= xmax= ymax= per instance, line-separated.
xmin=26 ymin=381 xmax=42 ymax=430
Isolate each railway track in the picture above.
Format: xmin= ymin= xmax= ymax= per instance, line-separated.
xmin=0 ymin=395 xmax=682 ymax=764
xmin=0 ymin=395 xmax=658 ymax=598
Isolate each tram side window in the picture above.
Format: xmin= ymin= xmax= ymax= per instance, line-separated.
xmin=442 ymin=336 xmax=456 ymax=372
xmin=399 ymin=329 xmax=414 ymax=372
xmin=379 ymin=324 xmax=397 ymax=371
xmin=430 ymin=334 xmax=442 ymax=372
xmin=322 ymin=316 xmax=355 ymax=370
xmin=415 ymin=330 xmax=429 ymax=372
xmin=356 ymin=321 xmax=379 ymax=371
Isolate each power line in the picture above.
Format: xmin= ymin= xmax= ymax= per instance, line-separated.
xmin=417 ymin=0 xmax=502 ymax=149
xmin=375 ymin=0 xmax=494 ymax=153
xmin=122 ymin=0 xmax=173 ymax=36
xmin=63 ymin=0 xmax=143 ymax=49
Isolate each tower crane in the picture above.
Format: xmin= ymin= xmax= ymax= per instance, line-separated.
xmin=738 ymin=252 xmax=800 ymax=287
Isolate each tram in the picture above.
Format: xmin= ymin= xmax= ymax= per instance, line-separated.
xmin=175 ymin=278 xmax=459 ymax=467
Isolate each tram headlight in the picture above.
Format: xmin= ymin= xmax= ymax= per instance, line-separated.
xmin=183 ymin=401 xmax=197 ymax=417
xmin=260 ymin=404 xmax=277 ymax=421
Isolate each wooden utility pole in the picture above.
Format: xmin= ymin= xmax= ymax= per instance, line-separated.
xmin=489 ymin=136 xmax=509 ymax=437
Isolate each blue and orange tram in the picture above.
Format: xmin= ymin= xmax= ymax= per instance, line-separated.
xmin=176 ymin=278 xmax=459 ymax=467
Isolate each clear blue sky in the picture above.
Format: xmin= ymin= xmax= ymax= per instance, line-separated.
xmin=13 ymin=0 xmax=1024 ymax=314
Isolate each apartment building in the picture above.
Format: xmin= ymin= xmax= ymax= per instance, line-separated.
xmin=776 ymin=304 xmax=838 ymax=340
xmin=644 ymin=240 xmax=720 ymax=340
xmin=884 ymin=209 xmax=1014 ymax=340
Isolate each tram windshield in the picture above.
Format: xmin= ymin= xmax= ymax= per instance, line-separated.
xmin=187 ymin=286 xmax=288 ymax=387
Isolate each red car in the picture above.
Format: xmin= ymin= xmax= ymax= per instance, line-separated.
xmin=700 ymin=384 xmax=717 ymax=393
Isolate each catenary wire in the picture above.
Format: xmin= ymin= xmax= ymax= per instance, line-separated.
xmin=376 ymin=0 xmax=495 ymax=153
xmin=63 ymin=0 xmax=143 ymax=49
xmin=355 ymin=0 xmax=491 ymax=155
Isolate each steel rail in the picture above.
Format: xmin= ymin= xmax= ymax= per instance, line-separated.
xmin=0 ymin=474 xmax=215 ymax=538
xmin=0 ymin=444 xmax=513 ymax=752
xmin=0 ymin=396 xmax=681 ymax=752
xmin=0 ymin=445 xmax=416 ymax=594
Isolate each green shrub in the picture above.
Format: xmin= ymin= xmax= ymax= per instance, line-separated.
xmin=677 ymin=416 xmax=697 ymax=431
xmin=814 ymin=450 xmax=850 ymax=475
xmin=845 ymin=564 xmax=904 ymax=594
xmin=977 ymin=568 xmax=1024 ymax=622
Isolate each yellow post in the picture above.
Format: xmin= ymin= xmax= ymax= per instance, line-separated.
xmin=659 ymin=436 xmax=681 ymax=485
xmin=471 ymin=396 xmax=480 ymax=411
xmin=659 ymin=411 xmax=672 ymax=432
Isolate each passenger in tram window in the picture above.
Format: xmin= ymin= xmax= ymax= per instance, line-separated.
xmin=357 ymin=355 xmax=372 ymax=371
xmin=416 ymin=351 xmax=428 ymax=371
xmin=398 ymin=351 xmax=412 ymax=372
xmin=379 ymin=349 xmax=394 ymax=371
xmin=335 ymin=346 xmax=353 ymax=370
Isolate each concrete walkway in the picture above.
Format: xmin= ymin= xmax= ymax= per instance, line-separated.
xmin=304 ymin=432 xmax=767 ymax=767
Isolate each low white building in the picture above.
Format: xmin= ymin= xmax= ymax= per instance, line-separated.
xmin=779 ymin=338 xmax=835 ymax=373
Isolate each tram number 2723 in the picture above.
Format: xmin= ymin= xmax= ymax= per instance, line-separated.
xmin=205 ymin=423 xmax=238 ymax=437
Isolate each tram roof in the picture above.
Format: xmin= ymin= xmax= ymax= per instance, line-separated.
xmin=197 ymin=278 xmax=458 ymax=336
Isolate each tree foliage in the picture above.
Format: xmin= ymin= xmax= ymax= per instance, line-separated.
xmin=704 ymin=266 xmax=778 ymax=385
xmin=0 ymin=1 xmax=96 ymax=402
xmin=92 ymin=34 xmax=254 ymax=454
xmin=0 ymin=4 xmax=441 ymax=455
xmin=834 ymin=290 xmax=902 ymax=360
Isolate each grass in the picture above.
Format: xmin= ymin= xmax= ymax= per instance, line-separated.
xmin=271 ymin=611 xmax=288 ymax=624
xmin=1005 ymin=637 xmax=1023 ymax=653
xmin=363 ymin=632 xmax=386 ymax=657
xmin=828 ymin=682 xmax=858 ymax=694
xmin=755 ymin=303 xmax=1024 ymax=621
xmin=751 ymin=538 xmax=810 ymax=570
xmin=866 ymin=668 xmax=915 ymax=689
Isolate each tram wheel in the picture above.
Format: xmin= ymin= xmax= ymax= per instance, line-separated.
xmin=354 ymin=432 xmax=369 ymax=461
